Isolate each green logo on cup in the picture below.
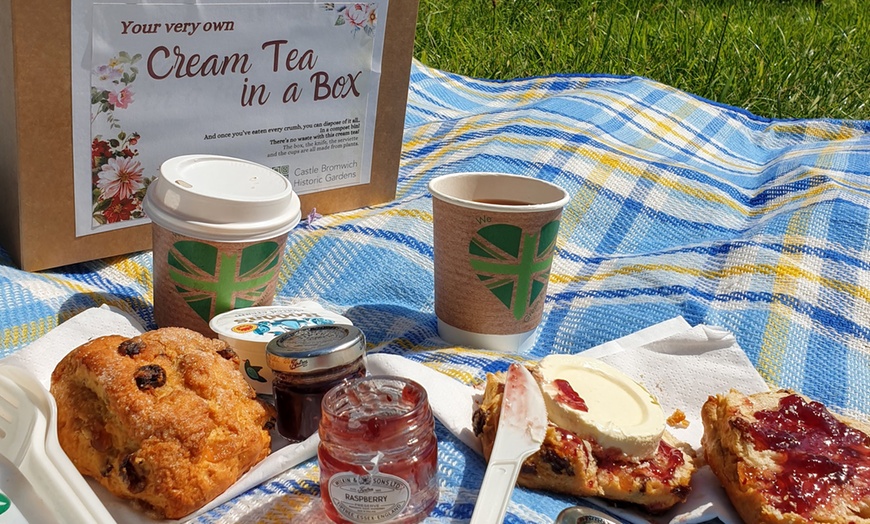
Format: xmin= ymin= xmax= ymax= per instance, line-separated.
xmin=168 ymin=240 xmax=282 ymax=322
xmin=469 ymin=221 xmax=560 ymax=320
xmin=0 ymin=493 xmax=10 ymax=515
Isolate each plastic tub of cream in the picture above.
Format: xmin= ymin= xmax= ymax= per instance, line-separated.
xmin=209 ymin=302 xmax=353 ymax=395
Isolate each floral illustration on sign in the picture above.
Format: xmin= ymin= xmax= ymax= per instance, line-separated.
xmin=90 ymin=51 xmax=153 ymax=227
xmin=324 ymin=3 xmax=377 ymax=36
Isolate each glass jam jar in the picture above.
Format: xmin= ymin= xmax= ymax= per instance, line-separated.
xmin=266 ymin=324 xmax=366 ymax=442
xmin=318 ymin=376 xmax=438 ymax=524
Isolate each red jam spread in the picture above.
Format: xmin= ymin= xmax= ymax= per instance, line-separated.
xmin=553 ymin=379 xmax=588 ymax=412
xmin=552 ymin=428 xmax=582 ymax=459
xmin=596 ymin=439 xmax=684 ymax=481
xmin=552 ymin=427 xmax=683 ymax=482
xmin=732 ymin=393 xmax=870 ymax=517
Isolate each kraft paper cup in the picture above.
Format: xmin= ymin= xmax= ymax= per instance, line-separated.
xmin=143 ymin=155 xmax=301 ymax=337
xmin=428 ymin=172 xmax=570 ymax=352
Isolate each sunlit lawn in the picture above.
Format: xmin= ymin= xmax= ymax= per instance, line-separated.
xmin=414 ymin=0 xmax=869 ymax=120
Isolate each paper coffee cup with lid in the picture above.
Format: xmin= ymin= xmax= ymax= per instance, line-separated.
xmin=143 ymin=155 xmax=301 ymax=336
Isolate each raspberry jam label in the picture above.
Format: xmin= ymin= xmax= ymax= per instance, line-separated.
xmin=327 ymin=471 xmax=411 ymax=523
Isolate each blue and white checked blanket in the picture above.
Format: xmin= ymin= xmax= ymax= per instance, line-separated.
xmin=2 ymin=60 xmax=870 ymax=522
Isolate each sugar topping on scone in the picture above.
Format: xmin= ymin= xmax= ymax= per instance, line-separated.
xmin=51 ymin=327 xmax=275 ymax=519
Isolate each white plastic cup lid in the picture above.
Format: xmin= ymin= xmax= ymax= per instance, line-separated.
xmin=143 ymin=155 xmax=301 ymax=241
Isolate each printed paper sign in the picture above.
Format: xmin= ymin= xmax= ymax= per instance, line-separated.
xmin=71 ymin=1 xmax=386 ymax=236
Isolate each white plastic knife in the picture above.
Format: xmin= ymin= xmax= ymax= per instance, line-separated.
xmin=470 ymin=363 xmax=548 ymax=524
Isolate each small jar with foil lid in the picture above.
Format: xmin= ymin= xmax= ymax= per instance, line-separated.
xmin=318 ymin=376 xmax=438 ymax=524
xmin=266 ymin=324 xmax=366 ymax=442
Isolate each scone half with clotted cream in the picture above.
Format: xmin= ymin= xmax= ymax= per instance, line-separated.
xmin=472 ymin=354 xmax=696 ymax=514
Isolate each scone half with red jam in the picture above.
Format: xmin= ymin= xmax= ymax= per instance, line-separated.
xmin=472 ymin=355 xmax=696 ymax=514
xmin=701 ymin=389 xmax=870 ymax=524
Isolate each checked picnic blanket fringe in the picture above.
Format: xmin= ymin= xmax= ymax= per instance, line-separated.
xmin=2 ymin=60 xmax=870 ymax=522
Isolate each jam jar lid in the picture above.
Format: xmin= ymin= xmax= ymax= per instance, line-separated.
xmin=266 ymin=324 xmax=365 ymax=373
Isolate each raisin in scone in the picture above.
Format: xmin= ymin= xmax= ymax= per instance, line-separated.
xmin=51 ymin=327 xmax=275 ymax=519
xmin=472 ymin=368 xmax=696 ymax=514
xmin=701 ymin=389 xmax=870 ymax=524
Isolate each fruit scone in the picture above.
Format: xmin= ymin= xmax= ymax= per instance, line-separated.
xmin=51 ymin=327 xmax=276 ymax=519
xmin=702 ymin=389 xmax=870 ymax=524
xmin=472 ymin=354 xmax=697 ymax=514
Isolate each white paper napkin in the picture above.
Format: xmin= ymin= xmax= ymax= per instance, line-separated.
xmin=1 ymin=305 xmax=145 ymax=390
xmin=367 ymin=317 xmax=771 ymax=524
xmin=0 ymin=305 xmax=318 ymax=524
xmin=365 ymin=352 xmax=483 ymax=455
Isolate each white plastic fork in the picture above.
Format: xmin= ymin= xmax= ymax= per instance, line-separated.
xmin=0 ymin=370 xmax=36 ymax=467
xmin=0 ymin=365 xmax=116 ymax=523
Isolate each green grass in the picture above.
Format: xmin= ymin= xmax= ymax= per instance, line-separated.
xmin=414 ymin=0 xmax=869 ymax=120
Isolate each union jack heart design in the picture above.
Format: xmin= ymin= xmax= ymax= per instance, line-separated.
xmin=469 ymin=221 xmax=560 ymax=321
xmin=167 ymin=240 xmax=282 ymax=322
